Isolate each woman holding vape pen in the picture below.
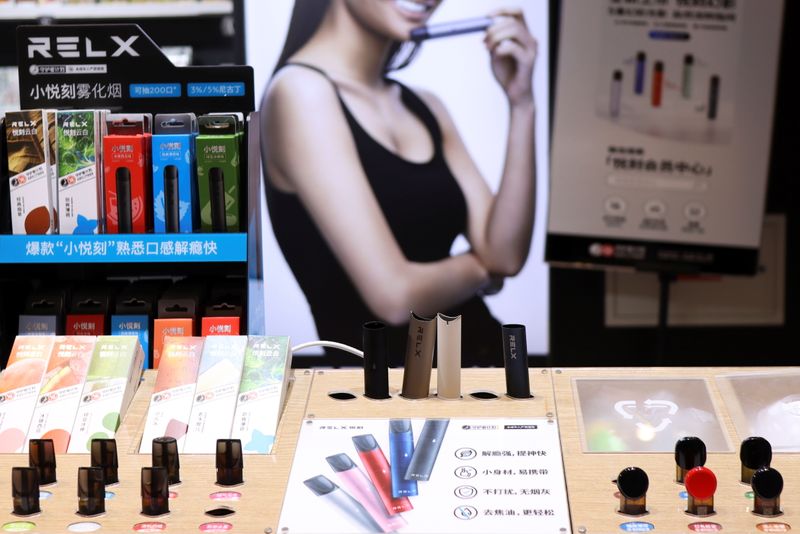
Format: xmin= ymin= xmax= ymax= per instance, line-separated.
xmin=261 ymin=0 xmax=537 ymax=366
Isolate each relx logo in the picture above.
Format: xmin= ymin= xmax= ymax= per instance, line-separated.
xmin=27 ymin=35 xmax=140 ymax=59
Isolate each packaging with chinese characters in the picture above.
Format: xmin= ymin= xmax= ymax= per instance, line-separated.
xmin=56 ymin=109 xmax=103 ymax=234
xmin=152 ymin=113 xmax=197 ymax=233
xmin=18 ymin=288 xmax=67 ymax=335
xmin=66 ymin=287 xmax=110 ymax=336
xmin=26 ymin=336 xmax=96 ymax=453
xmin=68 ymin=335 xmax=143 ymax=453
xmin=196 ymin=114 xmax=241 ymax=232
xmin=183 ymin=335 xmax=247 ymax=453
xmin=139 ymin=336 xmax=204 ymax=453
xmin=103 ymin=113 xmax=152 ymax=234
xmin=0 ymin=336 xmax=56 ymax=453
xmin=5 ymin=109 xmax=56 ymax=234
xmin=231 ymin=336 xmax=292 ymax=454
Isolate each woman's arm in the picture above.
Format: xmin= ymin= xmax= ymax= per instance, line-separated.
xmin=261 ymin=67 xmax=489 ymax=325
xmin=418 ymin=9 xmax=537 ymax=277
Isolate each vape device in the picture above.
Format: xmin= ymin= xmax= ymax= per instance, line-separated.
xmin=28 ymin=438 xmax=57 ymax=485
xmin=116 ymin=167 xmax=132 ymax=233
xmin=12 ymin=467 xmax=40 ymax=516
xmin=436 ymin=313 xmax=461 ymax=399
xmin=164 ymin=165 xmax=180 ymax=233
xmin=610 ymin=70 xmax=622 ymax=119
xmin=90 ymin=438 xmax=119 ymax=485
xmin=326 ymin=453 xmax=407 ymax=533
xmin=304 ymin=475 xmax=382 ymax=533
xmin=410 ymin=17 xmax=493 ymax=41
xmin=502 ymin=324 xmax=532 ymax=398
xmin=352 ymin=434 xmax=413 ymax=515
xmin=209 ymin=167 xmax=226 ymax=232
xmin=77 ymin=466 xmax=105 ymax=517
xmin=152 ymin=436 xmax=181 ymax=485
xmin=363 ymin=321 xmax=389 ymax=399
xmin=682 ymin=54 xmax=694 ymax=99
xmin=140 ymin=466 xmax=169 ymax=516
xmin=389 ymin=419 xmax=418 ymax=498
xmin=652 ymin=61 xmax=664 ymax=108
xmin=401 ymin=312 xmax=435 ymax=399
xmin=404 ymin=419 xmax=449 ymax=481
xmin=216 ymin=439 xmax=244 ymax=486
xmin=708 ymin=75 xmax=720 ymax=120
xmin=634 ymin=51 xmax=646 ymax=95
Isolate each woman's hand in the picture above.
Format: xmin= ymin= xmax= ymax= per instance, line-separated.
xmin=484 ymin=8 xmax=537 ymax=107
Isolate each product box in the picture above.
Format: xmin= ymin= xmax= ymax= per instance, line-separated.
xmin=18 ymin=288 xmax=67 ymax=335
xmin=152 ymin=113 xmax=197 ymax=233
xmin=231 ymin=336 xmax=291 ymax=454
xmin=68 ymin=335 xmax=144 ymax=453
xmin=201 ymin=316 xmax=240 ymax=336
xmin=152 ymin=318 xmax=193 ymax=370
xmin=0 ymin=336 xmax=56 ymax=452
xmin=56 ymin=110 xmax=103 ymax=235
xmin=45 ymin=110 xmax=58 ymax=233
xmin=66 ymin=288 xmax=110 ymax=336
xmin=25 ymin=336 xmax=96 ymax=453
xmin=139 ymin=336 xmax=204 ymax=453
xmin=153 ymin=285 xmax=201 ymax=368
xmin=1 ymin=117 xmax=10 ymax=234
xmin=183 ymin=335 xmax=247 ymax=453
xmin=113 ymin=280 xmax=164 ymax=369
xmin=103 ymin=113 xmax=152 ymax=233
xmin=5 ymin=109 xmax=55 ymax=234
xmin=196 ymin=114 xmax=241 ymax=232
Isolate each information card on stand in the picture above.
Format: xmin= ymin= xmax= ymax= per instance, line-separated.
xmin=278 ymin=417 xmax=570 ymax=533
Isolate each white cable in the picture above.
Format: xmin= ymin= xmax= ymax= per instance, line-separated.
xmin=291 ymin=340 xmax=364 ymax=358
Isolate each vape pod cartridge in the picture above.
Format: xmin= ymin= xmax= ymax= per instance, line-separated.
xmin=389 ymin=419 xmax=418 ymax=498
xmin=401 ymin=312 xmax=435 ymax=399
xmin=404 ymin=418 xmax=449 ymax=481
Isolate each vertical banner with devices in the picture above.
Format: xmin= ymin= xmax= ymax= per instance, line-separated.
xmin=547 ymin=0 xmax=783 ymax=275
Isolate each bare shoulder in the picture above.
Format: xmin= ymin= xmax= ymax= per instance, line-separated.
xmin=262 ymin=65 xmax=340 ymax=117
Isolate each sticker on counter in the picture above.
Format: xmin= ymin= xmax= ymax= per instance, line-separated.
xmin=67 ymin=522 xmax=102 ymax=533
xmin=39 ymin=490 xmax=53 ymax=500
xmin=1 ymin=523 xmax=36 ymax=533
xmin=688 ymin=522 xmax=722 ymax=532
xmin=209 ymin=491 xmax=241 ymax=502
xmin=620 ymin=522 xmax=655 ymax=532
xmin=133 ymin=523 xmax=166 ymax=532
xmin=198 ymin=523 xmax=233 ymax=532
xmin=757 ymin=524 xmax=791 ymax=533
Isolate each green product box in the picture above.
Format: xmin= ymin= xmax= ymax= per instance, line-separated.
xmin=196 ymin=115 xmax=241 ymax=232
xmin=56 ymin=110 xmax=102 ymax=235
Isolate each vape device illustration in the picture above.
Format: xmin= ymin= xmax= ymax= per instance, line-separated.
xmin=708 ymin=75 xmax=720 ymax=120
xmin=404 ymin=418 xmax=449 ymax=481
xmin=209 ymin=167 xmax=226 ymax=232
xmin=502 ymin=324 xmax=532 ymax=398
xmin=610 ymin=70 xmax=622 ymax=119
xmin=410 ymin=17 xmax=493 ymax=41
xmin=682 ymin=54 xmax=694 ymax=99
xmin=436 ymin=313 xmax=461 ymax=399
xmin=363 ymin=321 xmax=389 ymax=399
xmin=304 ymin=475 xmax=382 ymax=533
xmin=401 ymin=312 xmax=435 ymax=399
xmin=389 ymin=419 xmax=418 ymax=498
xmin=116 ymin=166 xmax=132 ymax=233
xmin=352 ymin=434 xmax=413 ymax=515
xmin=326 ymin=453 xmax=407 ymax=533
xmin=634 ymin=51 xmax=646 ymax=95
xmin=652 ymin=61 xmax=664 ymax=108
xmin=164 ymin=165 xmax=180 ymax=233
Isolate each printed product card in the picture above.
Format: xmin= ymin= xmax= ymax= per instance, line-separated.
xmin=0 ymin=336 xmax=56 ymax=452
xmin=153 ymin=318 xmax=193 ymax=369
xmin=279 ymin=418 xmax=571 ymax=533
xmin=68 ymin=335 xmax=143 ymax=453
xmin=183 ymin=335 xmax=247 ymax=453
xmin=5 ymin=110 xmax=55 ymax=235
xmin=56 ymin=110 xmax=102 ymax=235
xmin=26 ymin=336 xmax=96 ymax=453
xmin=139 ymin=336 xmax=204 ymax=454
xmin=231 ymin=336 xmax=291 ymax=454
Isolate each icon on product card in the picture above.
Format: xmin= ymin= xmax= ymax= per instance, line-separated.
xmin=454 ymin=506 xmax=478 ymax=520
xmin=455 ymin=466 xmax=477 ymax=479
xmin=644 ymin=200 xmax=667 ymax=218
xmin=454 ymin=485 xmax=477 ymax=499
xmin=684 ymin=203 xmax=707 ymax=221
xmin=455 ymin=448 xmax=476 ymax=460
xmin=605 ymin=196 xmax=627 ymax=215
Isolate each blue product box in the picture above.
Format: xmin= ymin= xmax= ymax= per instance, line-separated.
xmin=151 ymin=114 xmax=197 ymax=233
xmin=111 ymin=314 xmax=150 ymax=369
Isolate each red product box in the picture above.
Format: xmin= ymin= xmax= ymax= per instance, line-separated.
xmin=103 ymin=114 xmax=152 ymax=233
xmin=66 ymin=314 xmax=105 ymax=336
xmin=201 ymin=316 xmax=240 ymax=336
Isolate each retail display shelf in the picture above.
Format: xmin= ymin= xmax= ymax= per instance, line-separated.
xmin=0 ymin=232 xmax=247 ymax=263
xmin=0 ymin=1 xmax=233 ymax=20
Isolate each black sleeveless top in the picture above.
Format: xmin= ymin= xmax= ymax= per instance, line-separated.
xmin=266 ymin=63 xmax=502 ymax=366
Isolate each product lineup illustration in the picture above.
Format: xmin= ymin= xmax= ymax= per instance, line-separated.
xmin=0 ymin=334 xmax=290 ymax=455
xmin=304 ymin=419 xmax=450 ymax=533
xmin=608 ymin=51 xmax=720 ymax=121
xmin=4 ymin=110 xmax=244 ymax=236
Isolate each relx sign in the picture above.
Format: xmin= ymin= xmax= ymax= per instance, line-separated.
xmin=16 ymin=24 xmax=255 ymax=113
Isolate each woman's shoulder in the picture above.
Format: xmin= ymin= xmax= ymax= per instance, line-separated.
xmin=264 ymin=64 xmax=340 ymax=112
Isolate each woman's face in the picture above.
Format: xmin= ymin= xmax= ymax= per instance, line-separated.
xmin=343 ymin=0 xmax=442 ymax=41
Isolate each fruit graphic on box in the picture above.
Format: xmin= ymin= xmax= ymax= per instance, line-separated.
xmin=0 ymin=336 xmax=56 ymax=453
xmin=26 ymin=336 xmax=96 ymax=453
